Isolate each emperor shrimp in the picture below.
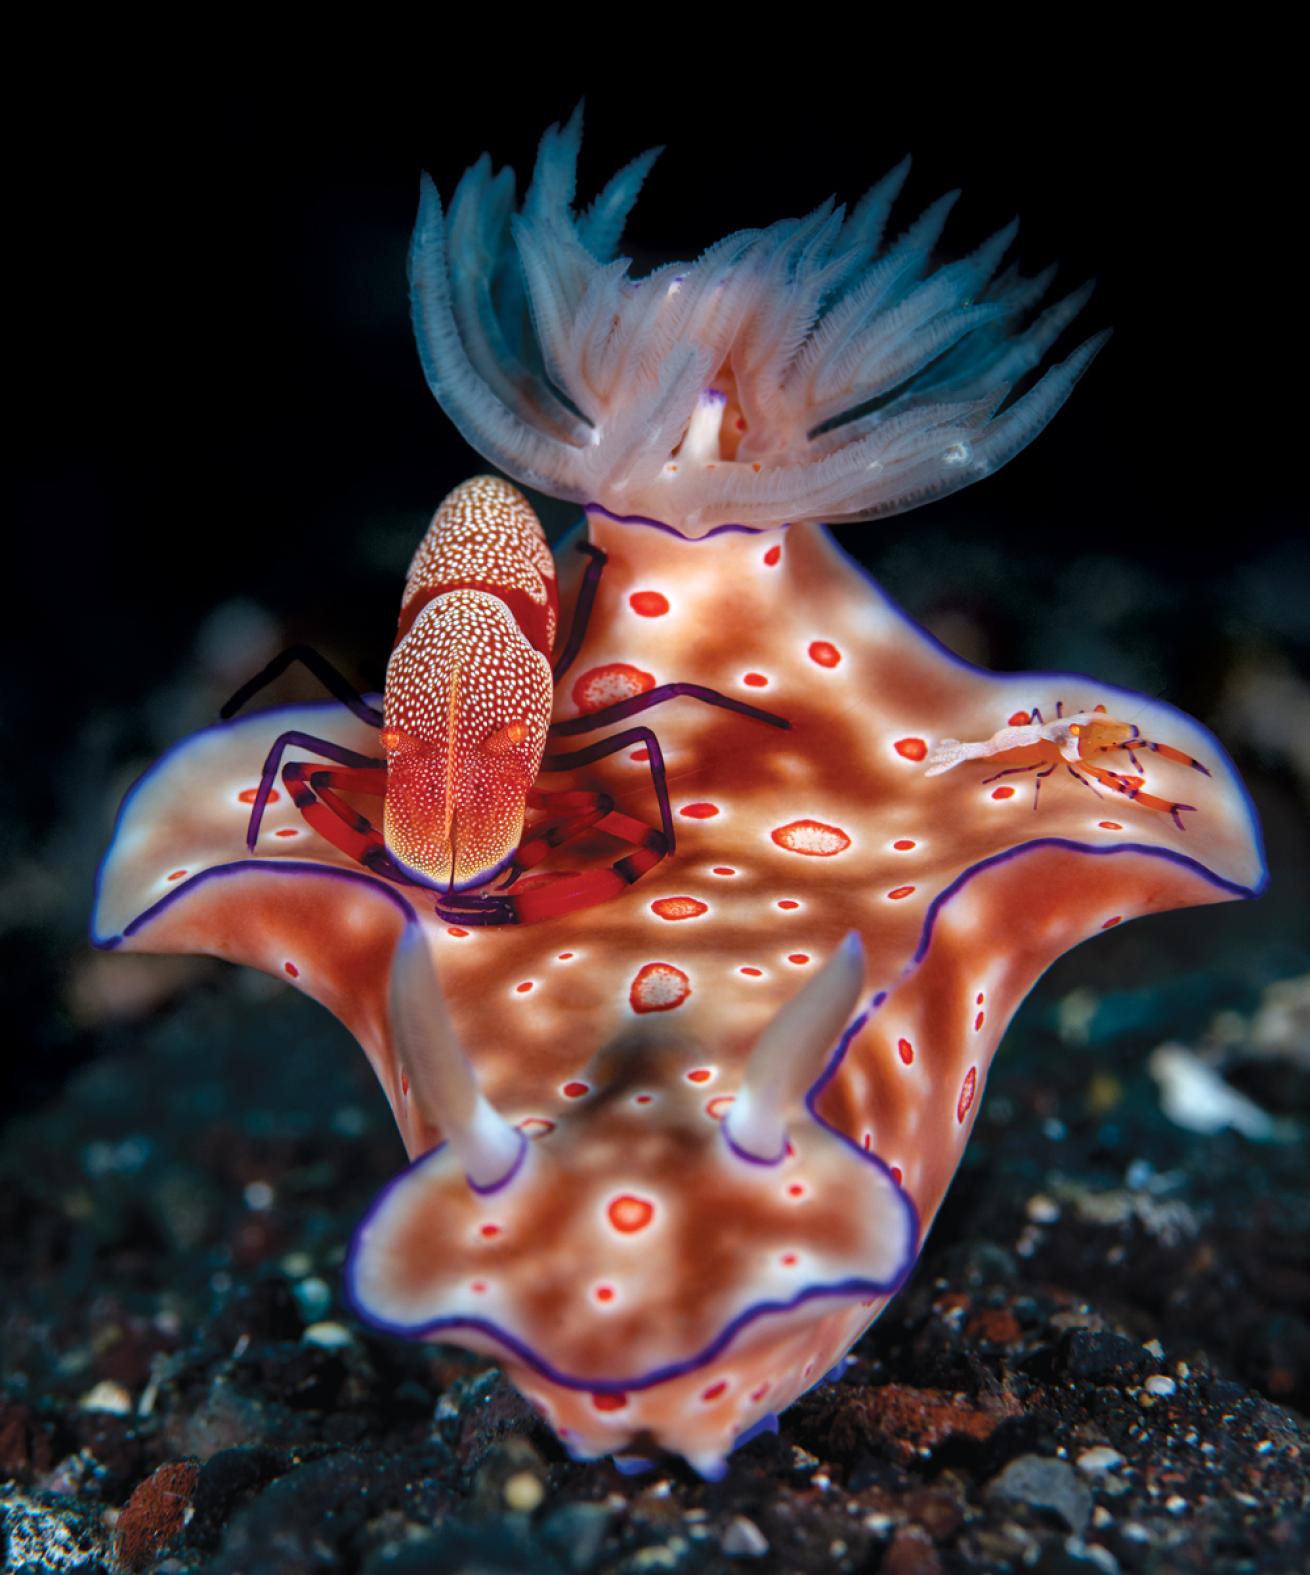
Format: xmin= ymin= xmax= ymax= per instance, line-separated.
xmin=222 ymin=476 xmax=790 ymax=924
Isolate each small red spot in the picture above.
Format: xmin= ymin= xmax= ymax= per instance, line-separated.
xmin=706 ymin=1095 xmax=735 ymax=1120
xmin=1101 ymin=915 xmax=1123 ymax=929
xmin=976 ymin=993 xmax=985 ymax=1005
xmin=519 ymin=1117 xmax=556 ymax=1137
xmin=594 ymin=1284 xmax=616 ymax=1303
xmin=629 ymin=747 xmax=650 ymax=762
xmin=888 ymin=885 xmax=916 ymax=901
xmin=630 ymin=961 xmax=692 ymax=1014
xmin=515 ymin=981 xmax=534 ymax=994
xmin=562 ymin=1080 xmax=589 ymax=1098
xmin=1098 ymin=820 xmax=1123 ymax=831
xmin=974 ymin=1011 xmax=986 ymax=1031
xmin=686 ymin=1068 xmax=712 ymax=1084
xmin=400 ymin=1071 xmax=409 ymax=1095
xmin=772 ymin=819 xmax=851 ymax=857
xmin=743 ymin=671 xmax=769 ymax=687
xmin=651 ymin=896 xmax=709 ymax=921
xmin=629 ymin=590 xmax=669 ymax=617
xmin=787 ymin=1183 xmax=805 ymax=1198
xmin=238 ymin=787 xmax=280 ymax=804
xmin=572 ymin=662 xmax=656 ymax=715
xmin=751 ymin=1383 xmax=770 ymax=1402
xmin=958 ymin=1066 xmax=978 ymax=1123
xmin=808 ymin=640 xmax=841 ymax=668
xmin=863 ymin=1133 xmax=873 ymax=1150
xmin=166 ymin=869 xmax=188 ymax=881
xmin=680 ymin=801 xmax=720 ymax=821
xmin=608 ymin=1195 xmax=654 ymax=1233
xmin=1008 ymin=710 xmax=1032 ymax=726
xmin=447 ymin=927 xmax=469 ymax=938
xmin=787 ymin=953 xmax=811 ymax=965
xmin=470 ymin=1281 xmax=487 ymax=1294
xmin=557 ymin=951 xmax=574 ymax=960
xmin=274 ymin=827 xmax=299 ymax=838
xmin=712 ymin=866 xmax=736 ymax=876
xmin=701 ymin=1380 xmax=728 ymax=1401
xmin=739 ymin=966 xmax=763 ymax=977
xmin=895 ymin=737 xmax=928 ymax=761
xmin=991 ymin=786 xmax=1016 ymax=800
xmin=480 ymin=1223 xmax=501 ymax=1238
xmin=763 ymin=544 xmax=781 ymax=566
xmin=893 ymin=839 xmax=917 ymax=851
xmin=777 ymin=898 xmax=800 ymax=910
xmin=592 ymin=1392 xmax=628 ymax=1412
xmin=890 ymin=1165 xmax=903 ymax=1185
xmin=283 ymin=961 xmax=299 ymax=978
xmin=898 ymin=1038 xmax=914 ymax=1065
xmin=634 ymin=1094 xmax=654 ymax=1105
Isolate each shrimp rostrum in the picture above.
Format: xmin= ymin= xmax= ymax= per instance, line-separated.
xmin=222 ymin=477 xmax=789 ymax=924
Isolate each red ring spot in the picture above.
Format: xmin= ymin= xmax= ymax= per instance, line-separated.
xmin=686 ymin=1068 xmax=712 ymax=1084
xmin=974 ymin=1011 xmax=986 ymax=1031
xmin=808 ymin=640 xmax=841 ymax=668
xmin=562 ymin=1080 xmax=589 ymax=1098
xmin=739 ymin=966 xmax=763 ymax=977
xmin=518 ymin=1118 xmax=556 ymax=1137
xmin=634 ymin=1094 xmax=654 ymax=1105
xmin=777 ymin=898 xmax=800 ymax=910
xmin=629 ymin=590 xmax=669 ymax=617
xmin=238 ymin=787 xmax=280 ymax=804
xmin=772 ymin=819 xmax=851 ymax=857
xmin=608 ymin=1195 xmax=654 ymax=1233
xmin=787 ymin=1183 xmax=805 ymax=1198
xmin=890 ymin=1165 xmax=903 ymax=1185
xmin=680 ymin=801 xmax=720 ymax=819
xmin=1098 ymin=821 xmax=1123 ymax=831
xmin=629 ymin=747 xmax=650 ymax=762
xmin=787 ymin=953 xmax=811 ymax=965
xmin=991 ymin=786 xmax=1016 ymax=800
xmin=571 ymin=662 xmax=655 ymax=715
xmin=630 ymin=961 xmax=692 ymax=1014
xmin=701 ymin=1380 xmax=728 ymax=1401
xmin=763 ymin=545 xmax=781 ymax=566
xmin=1101 ymin=915 xmax=1123 ymax=929
xmin=515 ymin=981 xmax=534 ymax=994
xmin=712 ymin=866 xmax=736 ymax=876
xmin=957 ymin=1066 xmax=978 ymax=1123
xmin=751 ymin=1383 xmax=770 ymax=1402
xmin=594 ymin=1284 xmax=616 ymax=1303
xmin=283 ymin=961 xmax=299 ymax=978
xmin=888 ymin=885 xmax=916 ymax=901
xmin=274 ymin=827 xmax=299 ymax=838
xmin=480 ymin=1223 xmax=501 ymax=1238
xmin=166 ymin=869 xmax=188 ymax=881
xmin=706 ymin=1095 xmax=735 ymax=1120
xmin=898 ymin=1037 xmax=914 ymax=1065
xmin=1008 ymin=710 xmax=1032 ymax=726
xmin=895 ymin=737 xmax=928 ymax=761
xmin=742 ymin=671 xmax=769 ymax=687
xmin=893 ymin=839 xmax=916 ymax=851
xmin=447 ymin=927 xmax=469 ymax=938
xmin=591 ymin=1392 xmax=628 ymax=1412
xmin=557 ymin=951 xmax=574 ymax=960
xmin=651 ymin=896 xmax=709 ymax=921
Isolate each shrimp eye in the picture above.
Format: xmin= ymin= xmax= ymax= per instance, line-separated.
xmin=379 ymin=727 xmax=406 ymax=751
xmin=1093 ymin=703 xmax=1108 ymax=713
xmin=483 ymin=719 xmax=529 ymax=754
xmin=1069 ymin=724 xmax=1082 ymax=736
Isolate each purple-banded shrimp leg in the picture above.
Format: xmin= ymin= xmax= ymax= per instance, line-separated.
xmin=220 ymin=644 xmax=384 ymax=728
xmin=1031 ymin=762 xmax=1057 ymax=810
xmin=245 ymin=731 xmax=384 ymax=851
xmin=1065 ymin=764 xmax=1105 ymax=796
xmin=551 ymin=543 xmax=608 ymax=683
xmin=550 ymin=683 xmax=790 ymax=738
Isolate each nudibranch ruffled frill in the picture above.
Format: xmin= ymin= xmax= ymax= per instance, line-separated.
xmin=92 ymin=112 xmax=1265 ymax=1477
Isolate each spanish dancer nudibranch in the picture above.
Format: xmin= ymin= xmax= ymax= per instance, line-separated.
xmin=92 ymin=110 xmax=1265 ymax=1478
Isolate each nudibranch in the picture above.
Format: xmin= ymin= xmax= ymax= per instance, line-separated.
xmin=92 ymin=110 xmax=1265 ymax=1478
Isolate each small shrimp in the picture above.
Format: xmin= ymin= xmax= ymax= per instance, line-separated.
xmin=923 ymin=702 xmax=1210 ymax=828
xmin=222 ymin=477 xmax=789 ymax=923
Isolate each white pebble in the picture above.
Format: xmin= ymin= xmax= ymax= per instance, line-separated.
xmin=1026 ymin=1194 xmax=1061 ymax=1224
xmin=503 ymin=1472 xmax=544 ymax=1513
xmin=1144 ymin=1375 xmax=1176 ymax=1397
xmin=301 ymin=1321 xmax=354 ymax=1349
xmin=243 ymin=1180 xmax=275 ymax=1211
xmin=722 ymin=1516 xmax=769 ymax=1558
xmin=1076 ymin=1447 xmax=1125 ymax=1474
xmin=78 ymin=1380 xmax=132 ymax=1415
xmin=1165 ymin=1494 xmax=1188 ymax=1515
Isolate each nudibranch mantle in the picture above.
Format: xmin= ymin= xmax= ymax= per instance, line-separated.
xmin=91 ymin=114 xmax=1265 ymax=1475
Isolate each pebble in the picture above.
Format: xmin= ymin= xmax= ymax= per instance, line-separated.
xmin=293 ymin=1276 xmax=332 ymax=1323
xmin=503 ymin=1471 xmax=544 ymax=1513
xmin=1165 ymin=1494 xmax=1189 ymax=1515
xmin=986 ymin=1453 xmax=1092 ymax=1536
xmin=722 ymin=1516 xmax=770 ymax=1558
xmin=1076 ymin=1447 xmax=1126 ymax=1474
xmin=78 ymin=1380 xmax=132 ymax=1414
xmin=301 ymin=1320 xmax=354 ymax=1349
xmin=1026 ymin=1193 xmax=1061 ymax=1223
xmin=1144 ymin=1375 xmax=1177 ymax=1397
xmin=243 ymin=1180 xmax=275 ymax=1211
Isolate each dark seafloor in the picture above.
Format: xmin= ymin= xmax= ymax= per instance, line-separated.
xmin=6 ymin=60 xmax=1308 ymax=1575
